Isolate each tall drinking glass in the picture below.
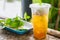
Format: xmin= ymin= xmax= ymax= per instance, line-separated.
xmin=29 ymin=3 xmax=51 ymax=39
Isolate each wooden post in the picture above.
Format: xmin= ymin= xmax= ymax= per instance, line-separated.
xmin=55 ymin=0 xmax=60 ymax=30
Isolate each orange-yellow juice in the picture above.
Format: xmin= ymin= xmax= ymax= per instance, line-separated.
xmin=32 ymin=14 xmax=48 ymax=39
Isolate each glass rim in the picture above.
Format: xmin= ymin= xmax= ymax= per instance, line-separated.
xmin=29 ymin=3 xmax=51 ymax=9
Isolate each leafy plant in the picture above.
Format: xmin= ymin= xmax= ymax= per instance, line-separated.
xmin=24 ymin=12 xmax=30 ymax=21
xmin=0 ymin=16 xmax=24 ymax=29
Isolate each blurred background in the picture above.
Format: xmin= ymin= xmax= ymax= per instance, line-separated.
xmin=0 ymin=0 xmax=60 ymax=31
xmin=0 ymin=0 xmax=22 ymax=18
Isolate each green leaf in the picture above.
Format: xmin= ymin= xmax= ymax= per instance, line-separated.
xmin=10 ymin=22 xmax=18 ymax=28
xmin=5 ymin=18 xmax=12 ymax=25
xmin=24 ymin=12 xmax=30 ymax=21
xmin=13 ymin=16 xmax=19 ymax=20
xmin=10 ymin=17 xmax=24 ymax=28
xmin=19 ymin=21 xmax=24 ymax=26
xmin=0 ymin=20 xmax=4 ymax=23
xmin=24 ymin=12 xmax=27 ymax=21
xmin=38 ymin=0 xmax=42 ymax=5
xmin=27 ymin=16 xmax=30 ymax=19
xmin=33 ymin=0 xmax=42 ymax=4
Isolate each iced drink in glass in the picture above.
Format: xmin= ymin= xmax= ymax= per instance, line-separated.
xmin=29 ymin=3 xmax=51 ymax=39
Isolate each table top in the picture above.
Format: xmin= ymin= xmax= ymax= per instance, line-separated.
xmin=0 ymin=29 xmax=60 ymax=40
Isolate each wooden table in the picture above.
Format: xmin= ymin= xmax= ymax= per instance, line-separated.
xmin=0 ymin=29 xmax=60 ymax=40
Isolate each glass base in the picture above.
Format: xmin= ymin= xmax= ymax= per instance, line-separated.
xmin=34 ymin=35 xmax=47 ymax=40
